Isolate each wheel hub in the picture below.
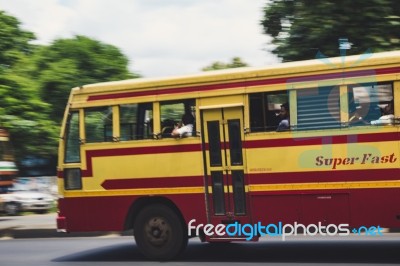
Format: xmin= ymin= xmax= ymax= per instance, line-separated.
xmin=144 ymin=217 xmax=171 ymax=246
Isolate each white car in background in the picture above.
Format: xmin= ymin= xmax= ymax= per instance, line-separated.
xmin=0 ymin=190 xmax=54 ymax=216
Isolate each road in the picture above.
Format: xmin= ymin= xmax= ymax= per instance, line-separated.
xmin=1 ymin=234 xmax=400 ymax=265
xmin=1 ymin=214 xmax=400 ymax=265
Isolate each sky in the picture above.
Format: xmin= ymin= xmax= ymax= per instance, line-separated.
xmin=0 ymin=0 xmax=280 ymax=78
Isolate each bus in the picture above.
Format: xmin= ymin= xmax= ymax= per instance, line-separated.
xmin=57 ymin=50 xmax=400 ymax=260
xmin=0 ymin=127 xmax=17 ymax=192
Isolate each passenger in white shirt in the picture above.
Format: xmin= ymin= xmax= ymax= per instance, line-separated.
xmin=171 ymin=113 xmax=195 ymax=138
xmin=371 ymin=102 xmax=394 ymax=125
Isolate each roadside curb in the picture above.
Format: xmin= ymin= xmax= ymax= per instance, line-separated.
xmin=0 ymin=227 xmax=132 ymax=240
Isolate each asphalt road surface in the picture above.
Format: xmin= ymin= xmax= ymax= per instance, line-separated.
xmin=1 ymin=235 xmax=400 ymax=266
xmin=1 ymin=214 xmax=400 ymax=265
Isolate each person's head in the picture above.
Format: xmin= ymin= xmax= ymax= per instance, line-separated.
xmin=279 ymin=103 xmax=289 ymax=118
xmin=182 ymin=113 xmax=194 ymax=125
xmin=383 ymin=102 xmax=394 ymax=115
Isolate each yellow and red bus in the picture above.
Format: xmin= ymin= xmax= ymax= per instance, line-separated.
xmin=0 ymin=128 xmax=17 ymax=192
xmin=57 ymin=50 xmax=400 ymax=260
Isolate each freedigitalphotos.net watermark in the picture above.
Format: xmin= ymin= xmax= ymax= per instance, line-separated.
xmin=188 ymin=219 xmax=384 ymax=241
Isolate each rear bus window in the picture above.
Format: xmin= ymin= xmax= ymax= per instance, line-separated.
xmin=64 ymin=112 xmax=80 ymax=163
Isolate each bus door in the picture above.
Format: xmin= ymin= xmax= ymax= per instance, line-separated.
xmin=201 ymin=106 xmax=252 ymax=235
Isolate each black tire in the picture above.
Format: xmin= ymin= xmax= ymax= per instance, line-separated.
xmin=133 ymin=204 xmax=188 ymax=261
xmin=5 ymin=202 xmax=20 ymax=216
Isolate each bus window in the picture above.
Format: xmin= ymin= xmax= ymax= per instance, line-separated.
xmin=249 ymin=91 xmax=288 ymax=132
xmin=160 ymin=99 xmax=195 ymax=138
xmin=85 ymin=107 xmax=113 ymax=143
xmin=348 ymin=83 xmax=393 ymax=126
xmin=297 ymin=86 xmax=340 ymax=131
xmin=64 ymin=112 xmax=80 ymax=163
xmin=120 ymin=103 xmax=153 ymax=141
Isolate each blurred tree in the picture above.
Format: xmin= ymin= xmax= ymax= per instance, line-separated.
xmin=0 ymin=63 xmax=59 ymax=161
xmin=0 ymin=11 xmax=58 ymax=162
xmin=0 ymin=11 xmax=140 ymax=166
xmin=0 ymin=11 xmax=35 ymax=69
xmin=202 ymin=57 xmax=249 ymax=71
xmin=261 ymin=0 xmax=400 ymax=61
xmin=30 ymin=36 xmax=140 ymax=123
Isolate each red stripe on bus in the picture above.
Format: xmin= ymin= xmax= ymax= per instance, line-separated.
xmin=87 ymin=66 xmax=400 ymax=101
xmin=248 ymin=168 xmax=400 ymax=185
xmin=243 ymin=132 xmax=399 ymax=149
xmin=86 ymin=143 xmax=202 ymax=157
xmin=101 ymin=175 xmax=204 ymax=190
xmin=98 ymin=169 xmax=399 ymax=190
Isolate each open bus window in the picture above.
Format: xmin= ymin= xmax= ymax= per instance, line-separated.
xmin=348 ymin=83 xmax=394 ymax=126
xmin=160 ymin=99 xmax=195 ymax=138
xmin=84 ymin=107 xmax=113 ymax=143
xmin=120 ymin=103 xmax=153 ymax=141
xmin=249 ymin=91 xmax=288 ymax=132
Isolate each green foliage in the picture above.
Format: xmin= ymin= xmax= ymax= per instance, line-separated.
xmin=0 ymin=11 xmax=139 ymax=164
xmin=0 ymin=10 xmax=57 ymax=161
xmin=0 ymin=11 xmax=35 ymax=69
xmin=202 ymin=57 xmax=249 ymax=71
xmin=0 ymin=67 xmax=58 ymax=160
xmin=261 ymin=0 xmax=400 ymax=61
xmin=31 ymin=36 xmax=139 ymax=123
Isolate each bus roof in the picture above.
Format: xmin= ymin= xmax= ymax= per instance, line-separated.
xmin=71 ymin=50 xmax=400 ymax=96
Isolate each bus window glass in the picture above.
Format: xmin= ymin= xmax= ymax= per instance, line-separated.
xmin=120 ymin=103 xmax=153 ymax=140
xmin=297 ymin=86 xmax=340 ymax=130
xmin=249 ymin=91 xmax=288 ymax=132
xmin=348 ymin=83 xmax=394 ymax=126
xmin=160 ymin=99 xmax=195 ymax=138
xmin=85 ymin=107 xmax=113 ymax=143
xmin=65 ymin=112 xmax=80 ymax=163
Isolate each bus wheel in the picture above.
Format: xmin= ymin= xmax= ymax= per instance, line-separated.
xmin=133 ymin=204 xmax=188 ymax=260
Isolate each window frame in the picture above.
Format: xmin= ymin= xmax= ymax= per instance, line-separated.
xmin=347 ymin=82 xmax=394 ymax=127
xmin=159 ymin=99 xmax=196 ymax=138
xmin=119 ymin=103 xmax=153 ymax=141
xmin=249 ymin=91 xmax=289 ymax=133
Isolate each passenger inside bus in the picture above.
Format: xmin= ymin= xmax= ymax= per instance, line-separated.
xmin=348 ymin=83 xmax=393 ymax=126
xmin=371 ymin=102 xmax=394 ymax=125
xmin=276 ymin=102 xmax=290 ymax=131
xmin=171 ymin=113 xmax=195 ymax=138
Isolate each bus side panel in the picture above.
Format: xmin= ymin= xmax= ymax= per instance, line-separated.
xmin=249 ymin=194 xmax=302 ymax=225
xmin=250 ymin=191 xmax=350 ymax=225
xmin=58 ymin=193 xmax=207 ymax=232
xmin=58 ymin=196 xmax=134 ymax=232
xmin=250 ymin=188 xmax=400 ymax=228
xmin=349 ymin=188 xmax=400 ymax=228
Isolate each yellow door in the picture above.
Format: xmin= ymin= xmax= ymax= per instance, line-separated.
xmin=201 ymin=106 xmax=251 ymax=226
